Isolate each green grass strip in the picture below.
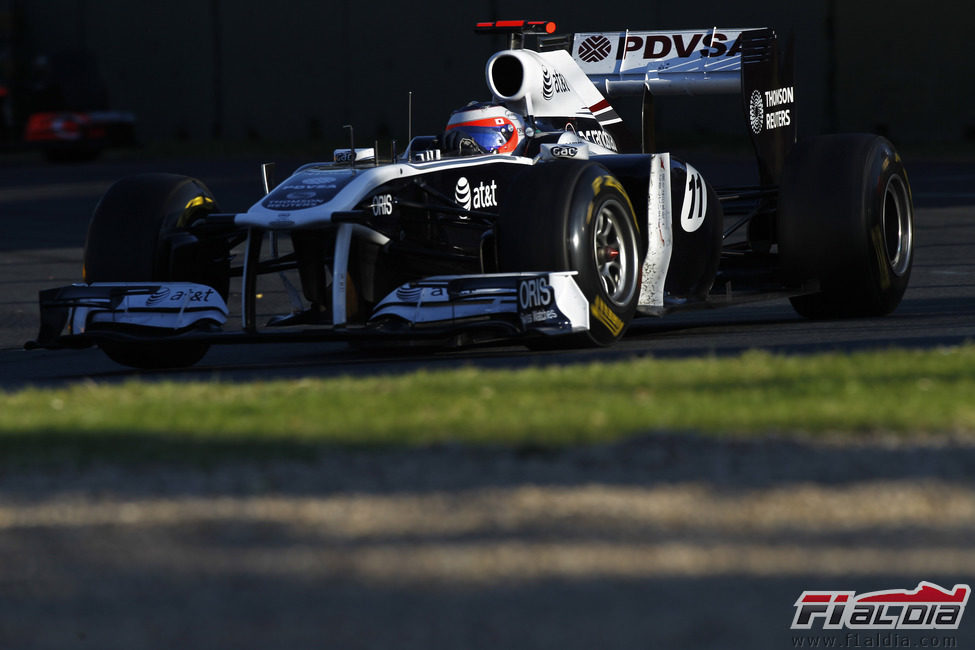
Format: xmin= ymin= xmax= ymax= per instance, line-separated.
xmin=1 ymin=345 xmax=974 ymax=462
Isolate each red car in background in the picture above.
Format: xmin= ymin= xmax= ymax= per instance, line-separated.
xmin=1 ymin=48 xmax=135 ymax=161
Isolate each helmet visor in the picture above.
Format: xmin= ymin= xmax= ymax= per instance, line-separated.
xmin=445 ymin=117 xmax=518 ymax=153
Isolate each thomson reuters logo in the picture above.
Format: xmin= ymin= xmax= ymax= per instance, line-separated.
xmin=454 ymin=176 xmax=472 ymax=210
xmin=749 ymin=89 xmax=764 ymax=135
xmin=578 ymin=35 xmax=612 ymax=63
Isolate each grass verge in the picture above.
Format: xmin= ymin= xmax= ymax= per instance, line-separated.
xmin=2 ymin=345 xmax=975 ymax=464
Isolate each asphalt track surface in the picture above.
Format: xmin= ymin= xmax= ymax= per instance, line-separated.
xmin=2 ymin=151 xmax=975 ymax=650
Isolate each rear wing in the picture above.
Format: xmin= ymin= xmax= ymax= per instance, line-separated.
xmin=572 ymin=28 xmax=750 ymax=96
xmin=476 ymin=21 xmax=796 ymax=184
xmin=569 ymin=26 xmax=796 ymax=184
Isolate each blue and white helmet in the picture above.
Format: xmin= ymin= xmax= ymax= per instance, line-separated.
xmin=444 ymin=102 xmax=525 ymax=154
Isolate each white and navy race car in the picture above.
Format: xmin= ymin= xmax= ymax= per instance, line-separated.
xmin=29 ymin=20 xmax=914 ymax=368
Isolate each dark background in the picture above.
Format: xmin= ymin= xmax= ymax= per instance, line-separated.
xmin=2 ymin=0 xmax=969 ymax=150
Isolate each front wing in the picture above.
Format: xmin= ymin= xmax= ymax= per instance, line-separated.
xmin=27 ymin=272 xmax=589 ymax=350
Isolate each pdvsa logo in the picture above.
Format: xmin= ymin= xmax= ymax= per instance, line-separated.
xmin=618 ymin=32 xmax=741 ymax=60
xmin=454 ymin=177 xmax=498 ymax=211
xmin=578 ymin=35 xmax=613 ymax=63
xmin=791 ymin=582 xmax=970 ymax=630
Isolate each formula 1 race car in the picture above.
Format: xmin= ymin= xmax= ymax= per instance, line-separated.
xmin=28 ymin=20 xmax=915 ymax=369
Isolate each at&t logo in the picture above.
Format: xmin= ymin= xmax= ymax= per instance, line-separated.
xmin=541 ymin=67 xmax=570 ymax=100
xmin=454 ymin=177 xmax=498 ymax=211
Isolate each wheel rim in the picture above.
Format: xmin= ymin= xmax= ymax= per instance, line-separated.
xmin=882 ymin=174 xmax=913 ymax=277
xmin=592 ymin=198 xmax=636 ymax=307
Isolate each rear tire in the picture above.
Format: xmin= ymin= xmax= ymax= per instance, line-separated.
xmin=497 ymin=161 xmax=641 ymax=346
xmin=778 ymin=134 xmax=914 ymax=319
xmin=84 ymin=173 xmax=224 ymax=369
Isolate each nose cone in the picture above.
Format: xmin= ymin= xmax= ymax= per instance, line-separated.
xmin=261 ymin=167 xmax=358 ymax=211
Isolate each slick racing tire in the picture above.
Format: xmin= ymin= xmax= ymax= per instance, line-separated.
xmin=83 ymin=173 xmax=223 ymax=369
xmin=497 ymin=161 xmax=641 ymax=346
xmin=778 ymin=134 xmax=914 ymax=319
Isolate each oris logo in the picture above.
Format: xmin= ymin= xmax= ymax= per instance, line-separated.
xmin=541 ymin=67 xmax=570 ymax=100
xmin=454 ymin=177 xmax=498 ymax=211
xmin=749 ymin=90 xmax=764 ymax=135
xmin=578 ymin=35 xmax=612 ymax=63
xmin=518 ymin=277 xmax=552 ymax=309
xmin=370 ymin=193 xmax=393 ymax=216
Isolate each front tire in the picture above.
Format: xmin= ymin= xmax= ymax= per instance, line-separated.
xmin=84 ymin=173 xmax=224 ymax=369
xmin=778 ymin=134 xmax=914 ymax=319
xmin=497 ymin=161 xmax=641 ymax=346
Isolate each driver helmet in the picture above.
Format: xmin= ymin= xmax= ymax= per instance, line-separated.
xmin=444 ymin=102 xmax=525 ymax=154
